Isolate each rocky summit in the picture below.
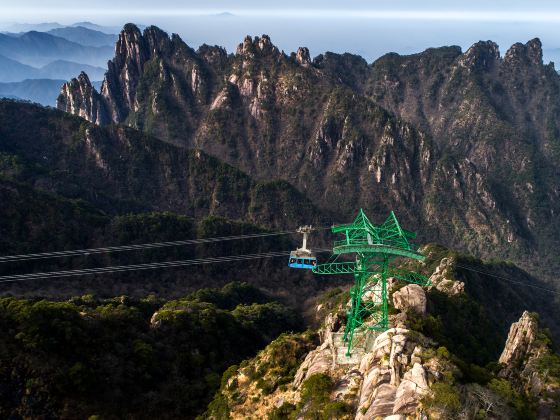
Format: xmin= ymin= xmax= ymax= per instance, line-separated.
xmin=57 ymin=24 xmax=560 ymax=287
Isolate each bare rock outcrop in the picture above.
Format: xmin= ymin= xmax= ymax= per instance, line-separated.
xmin=499 ymin=310 xmax=537 ymax=367
xmin=499 ymin=311 xmax=560 ymax=419
xmin=292 ymin=341 xmax=333 ymax=388
xmin=356 ymin=328 xmax=439 ymax=419
xmin=428 ymin=257 xmax=465 ymax=295
xmin=295 ymin=47 xmax=311 ymax=66
xmin=58 ymin=72 xmax=108 ymax=125
xmin=392 ymin=284 xmax=427 ymax=314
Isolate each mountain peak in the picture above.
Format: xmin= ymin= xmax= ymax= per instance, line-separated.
xmin=236 ymin=34 xmax=280 ymax=58
xmin=459 ymin=40 xmax=500 ymax=71
xmin=77 ymin=70 xmax=91 ymax=84
xmin=113 ymin=23 xmax=148 ymax=72
xmin=504 ymin=37 xmax=543 ymax=66
xmin=58 ymin=71 xmax=107 ymax=125
xmin=122 ymin=22 xmax=142 ymax=36
xmin=143 ymin=25 xmax=173 ymax=55
xmin=296 ymin=47 xmax=311 ymax=66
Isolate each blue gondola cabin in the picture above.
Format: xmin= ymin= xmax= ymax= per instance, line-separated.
xmin=288 ymin=252 xmax=317 ymax=269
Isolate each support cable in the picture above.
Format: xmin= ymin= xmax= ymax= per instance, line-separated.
xmin=0 ymin=249 xmax=332 ymax=283
xmin=0 ymin=226 xmax=334 ymax=264
xmin=454 ymin=263 xmax=560 ymax=295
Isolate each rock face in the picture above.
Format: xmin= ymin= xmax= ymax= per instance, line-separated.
xmin=203 ymin=250 xmax=560 ymax=420
xmin=288 ymin=323 xmax=450 ymax=420
xmin=57 ymin=72 xmax=108 ymax=125
xmin=428 ymin=257 xmax=465 ymax=296
xmin=498 ymin=310 xmax=537 ymax=366
xmin=392 ymin=284 xmax=427 ymax=314
xmin=499 ymin=311 xmax=560 ymax=419
xmin=356 ymin=328 xmax=435 ymax=418
xmin=57 ymin=24 xmax=560 ymax=282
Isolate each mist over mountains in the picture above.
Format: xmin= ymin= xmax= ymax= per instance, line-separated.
xmin=0 ymin=23 xmax=115 ymax=104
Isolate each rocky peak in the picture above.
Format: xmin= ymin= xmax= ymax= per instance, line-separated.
xmin=504 ymin=38 xmax=543 ymax=67
xmin=143 ymin=25 xmax=173 ymax=56
xmin=236 ymin=34 xmax=280 ymax=58
xmin=458 ymin=40 xmax=500 ymax=71
xmin=295 ymin=47 xmax=311 ymax=66
xmin=197 ymin=44 xmax=227 ymax=67
xmin=499 ymin=310 xmax=538 ymax=366
xmin=113 ymin=23 xmax=148 ymax=72
xmin=57 ymin=71 xmax=107 ymax=125
xmin=76 ymin=71 xmax=92 ymax=87
xmin=427 ymin=257 xmax=465 ymax=296
xmin=498 ymin=311 xmax=560 ymax=417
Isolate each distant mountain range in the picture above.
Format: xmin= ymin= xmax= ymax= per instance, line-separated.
xmin=46 ymin=26 xmax=117 ymax=47
xmin=0 ymin=55 xmax=105 ymax=83
xmin=0 ymin=21 xmax=120 ymax=34
xmin=0 ymin=31 xmax=113 ymax=67
xmin=0 ymin=23 xmax=115 ymax=103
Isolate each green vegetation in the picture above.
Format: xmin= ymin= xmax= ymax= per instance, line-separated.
xmin=203 ymin=332 xmax=318 ymax=419
xmin=422 ymin=382 xmax=462 ymax=417
xmin=488 ymin=379 xmax=535 ymax=419
xmin=0 ymin=282 xmax=302 ymax=419
xmin=267 ymin=373 xmax=351 ymax=420
xmin=406 ymin=289 xmax=502 ymax=366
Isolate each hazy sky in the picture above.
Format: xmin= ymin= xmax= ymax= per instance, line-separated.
xmin=2 ymin=0 xmax=560 ymax=64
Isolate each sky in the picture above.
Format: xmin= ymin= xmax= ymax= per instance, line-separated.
xmin=2 ymin=0 xmax=560 ymax=64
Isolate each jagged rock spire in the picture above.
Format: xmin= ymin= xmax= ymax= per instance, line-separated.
xmin=57 ymin=71 xmax=108 ymax=125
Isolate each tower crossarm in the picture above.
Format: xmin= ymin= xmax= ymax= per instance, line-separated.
xmin=312 ymin=261 xmax=357 ymax=275
xmin=332 ymin=244 xmax=426 ymax=261
xmin=387 ymin=267 xmax=431 ymax=286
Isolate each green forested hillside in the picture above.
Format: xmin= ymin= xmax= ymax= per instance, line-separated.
xmin=0 ymin=282 xmax=303 ymax=419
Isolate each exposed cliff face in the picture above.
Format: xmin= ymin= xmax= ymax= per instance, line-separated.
xmin=499 ymin=311 xmax=539 ymax=368
xmin=57 ymin=72 xmax=108 ymax=124
xmin=498 ymin=312 xmax=560 ymax=418
xmin=57 ymin=25 xmax=560 ymax=285
xmin=368 ymin=38 xmax=560 ymax=273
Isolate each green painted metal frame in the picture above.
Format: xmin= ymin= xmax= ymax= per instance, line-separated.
xmin=312 ymin=209 xmax=430 ymax=356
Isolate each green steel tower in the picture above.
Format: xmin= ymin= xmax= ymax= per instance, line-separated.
xmin=312 ymin=209 xmax=430 ymax=356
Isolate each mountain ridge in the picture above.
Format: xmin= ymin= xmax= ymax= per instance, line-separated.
xmin=57 ymin=24 xmax=560 ymax=288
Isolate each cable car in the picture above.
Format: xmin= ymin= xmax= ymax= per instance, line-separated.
xmin=288 ymin=226 xmax=317 ymax=269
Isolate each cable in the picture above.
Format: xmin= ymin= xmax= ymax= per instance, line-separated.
xmin=0 ymin=228 xmax=333 ymax=264
xmin=0 ymin=248 xmax=334 ymax=283
xmin=0 ymin=251 xmax=289 ymax=283
xmin=454 ymin=263 xmax=560 ymax=295
xmin=0 ymin=226 xmax=335 ymax=264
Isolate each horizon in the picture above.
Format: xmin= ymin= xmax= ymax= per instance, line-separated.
xmin=2 ymin=1 xmax=560 ymax=64
xmin=1 ymin=19 xmax=559 ymax=67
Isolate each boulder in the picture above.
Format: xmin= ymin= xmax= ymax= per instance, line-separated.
xmin=429 ymin=257 xmax=465 ymax=296
xmin=364 ymin=383 xmax=397 ymax=418
xmin=292 ymin=342 xmax=332 ymax=388
xmin=392 ymin=284 xmax=427 ymax=314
